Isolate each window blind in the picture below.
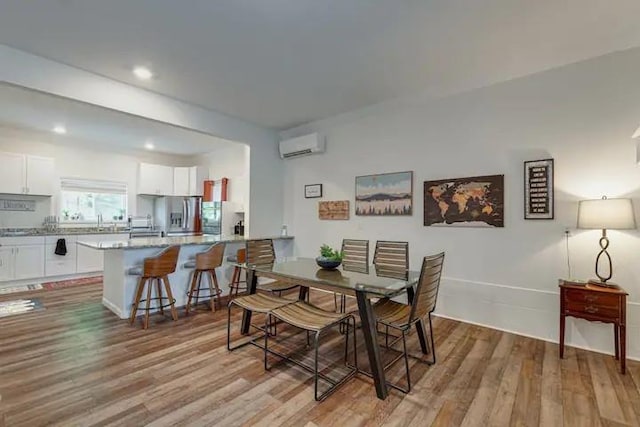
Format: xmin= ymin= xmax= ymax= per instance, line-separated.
xmin=60 ymin=177 xmax=128 ymax=195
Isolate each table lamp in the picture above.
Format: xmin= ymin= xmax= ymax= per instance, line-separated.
xmin=577 ymin=196 xmax=636 ymax=286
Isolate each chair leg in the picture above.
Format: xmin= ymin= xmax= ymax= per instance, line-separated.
xmin=334 ymin=293 xmax=338 ymax=312
xmin=264 ymin=314 xmax=270 ymax=371
xmin=210 ymin=270 xmax=222 ymax=311
xmin=194 ymin=271 xmax=202 ymax=308
xmin=428 ymin=313 xmax=436 ymax=365
xmin=156 ymin=278 xmax=164 ymax=315
xmin=402 ymin=329 xmax=411 ymax=393
xmin=143 ymin=278 xmax=152 ymax=329
xmin=162 ymin=276 xmax=179 ymax=321
xmin=314 ymin=331 xmax=321 ymax=401
xmin=129 ymin=276 xmax=145 ymax=325
xmin=185 ymin=270 xmax=198 ymax=315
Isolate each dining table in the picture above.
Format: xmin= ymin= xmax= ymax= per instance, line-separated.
xmin=240 ymin=257 xmax=424 ymax=400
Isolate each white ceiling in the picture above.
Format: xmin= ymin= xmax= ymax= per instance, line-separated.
xmin=0 ymin=84 xmax=236 ymax=156
xmin=1 ymin=1 xmax=640 ymax=130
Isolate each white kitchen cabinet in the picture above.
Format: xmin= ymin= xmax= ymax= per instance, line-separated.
xmin=188 ymin=166 xmax=208 ymax=196
xmin=0 ymin=247 xmax=13 ymax=281
xmin=0 ymin=152 xmax=26 ymax=194
xmin=45 ymin=236 xmax=77 ymax=277
xmin=138 ymin=163 xmax=174 ymax=195
xmin=173 ymin=167 xmax=190 ymax=196
xmin=25 ymin=155 xmax=55 ymax=196
xmin=0 ymin=152 xmax=55 ymax=196
xmin=0 ymin=237 xmax=45 ymax=282
xmin=14 ymin=245 xmax=45 ymax=279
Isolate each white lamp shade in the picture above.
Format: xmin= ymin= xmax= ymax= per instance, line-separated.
xmin=577 ymin=197 xmax=636 ymax=230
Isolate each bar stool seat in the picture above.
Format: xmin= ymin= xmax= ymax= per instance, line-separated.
xmin=184 ymin=243 xmax=226 ymax=314
xmin=129 ymin=245 xmax=181 ymax=329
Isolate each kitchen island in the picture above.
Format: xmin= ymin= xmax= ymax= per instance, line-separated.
xmin=78 ymin=235 xmax=294 ymax=319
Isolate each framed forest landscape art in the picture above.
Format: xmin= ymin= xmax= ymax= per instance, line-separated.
xmin=355 ymin=171 xmax=413 ymax=216
xmin=424 ymin=174 xmax=504 ymax=227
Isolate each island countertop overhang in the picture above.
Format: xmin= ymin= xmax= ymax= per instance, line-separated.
xmin=78 ymin=234 xmax=294 ymax=250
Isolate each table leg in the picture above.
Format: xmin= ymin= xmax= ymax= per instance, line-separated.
xmin=355 ymin=289 xmax=388 ymax=400
xmin=614 ymin=324 xmax=620 ymax=360
xmin=620 ymin=324 xmax=626 ymax=374
xmin=240 ymin=269 xmax=258 ymax=335
xmin=406 ymin=286 xmax=429 ymax=354
xmin=559 ymin=314 xmax=565 ymax=359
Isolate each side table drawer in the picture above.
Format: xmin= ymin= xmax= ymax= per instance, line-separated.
xmin=564 ymin=288 xmax=619 ymax=308
xmin=564 ymin=300 xmax=619 ymax=319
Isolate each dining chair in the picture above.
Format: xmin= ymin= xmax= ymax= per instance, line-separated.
xmin=373 ymin=240 xmax=409 ymax=275
xmin=265 ymin=301 xmax=358 ymax=401
xmin=246 ymin=239 xmax=299 ymax=296
xmin=373 ymin=252 xmax=445 ymax=393
xmin=336 ymin=239 xmax=369 ymax=313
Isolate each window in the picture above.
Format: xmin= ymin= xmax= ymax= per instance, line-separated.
xmin=60 ymin=178 xmax=128 ymax=222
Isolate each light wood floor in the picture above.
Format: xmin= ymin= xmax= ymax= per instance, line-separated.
xmin=0 ymin=283 xmax=638 ymax=427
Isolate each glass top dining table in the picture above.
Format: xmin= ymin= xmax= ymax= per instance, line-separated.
xmin=246 ymin=257 xmax=420 ymax=298
xmin=241 ymin=257 xmax=424 ymax=400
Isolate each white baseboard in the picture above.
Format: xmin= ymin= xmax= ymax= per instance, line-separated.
xmin=436 ymin=276 xmax=640 ymax=361
xmin=0 ymin=271 xmax=102 ymax=289
xmin=101 ymin=297 xmax=125 ymax=319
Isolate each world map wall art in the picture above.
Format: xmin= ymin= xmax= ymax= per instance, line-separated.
xmin=423 ymin=174 xmax=504 ymax=227
xmin=355 ymin=171 xmax=413 ymax=216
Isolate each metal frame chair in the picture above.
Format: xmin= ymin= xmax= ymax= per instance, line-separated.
xmin=335 ymin=239 xmax=369 ymax=313
xmin=265 ymin=301 xmax=358 ymax=401
xmin=373 ymin=252 xmax=445 ymax=393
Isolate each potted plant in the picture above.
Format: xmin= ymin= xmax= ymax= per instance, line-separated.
xmin=316 ymin=244 xmax=344 ymax=270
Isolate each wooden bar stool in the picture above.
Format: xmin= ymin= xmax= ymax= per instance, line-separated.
xmin=184 ymin=243 xmax=226 ymax=314
xmin=128 ymin=245 xmax=180 ymax=329
xmin=228 ymin=248 xmax=248 ymax=298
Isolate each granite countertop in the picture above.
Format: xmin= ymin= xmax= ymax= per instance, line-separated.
xmin=77 ymin=234 xmax=294 ymax=250
xmin=0 ymin=227 xmax=131 ymax=237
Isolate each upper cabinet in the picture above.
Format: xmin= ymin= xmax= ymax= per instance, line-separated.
xmin=138 ymin=163 xmax=174 ymax=195
xmin=173 ymin=167 xmax=190 ymax=197
xmin=188 ymin=166 xmax=208 ymax=196
xmin=138 ymin=163 xmax=208 ymax=196
xmin=26 ymin=155 xmax=55 ymax=196
xmin=0 ymin=152 xmax=54 ymax=196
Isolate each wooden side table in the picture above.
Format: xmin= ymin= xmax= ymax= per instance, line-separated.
xmin=559 ymin=280 xmax=628 ymax=374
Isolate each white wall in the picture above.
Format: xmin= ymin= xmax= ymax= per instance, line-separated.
xmin=0 ymin=126 xmax=193 ymax=228
xmin=191 ymin=142 xmax=250 ymax=210
xmin=281 ymin=48 xmax=640 ymax=359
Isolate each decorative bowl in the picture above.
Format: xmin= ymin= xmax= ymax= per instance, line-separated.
xmin=315 ymin=256 xmax=341 ymax=270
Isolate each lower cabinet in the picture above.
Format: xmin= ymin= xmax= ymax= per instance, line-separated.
xmin=0 ymin=247 xmax=14 ymax=281
xmin=0 ymin=244 xmax=45 ymax=281
xmin=45 ymin=236 xmax=77 ymax=277
xmin=14 ymin=245 xmax=45 ymax=280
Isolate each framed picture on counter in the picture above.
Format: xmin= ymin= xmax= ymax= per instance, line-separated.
xmin=305 ymin=184 xmax=323 ymax=199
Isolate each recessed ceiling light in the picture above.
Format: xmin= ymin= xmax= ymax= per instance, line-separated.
xmin=133 ymin=66 xmax=153 ymax=80
xmin=52 ymin=125 xmax=67 ymax=134
xmin=144 ymin=142 xmax=155 ymax=150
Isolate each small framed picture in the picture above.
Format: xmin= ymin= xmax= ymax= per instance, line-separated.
xmin=524 ymin=158 xmax=554 ymax=220
xmin=305 ymin=184 xmax=323 ymax=199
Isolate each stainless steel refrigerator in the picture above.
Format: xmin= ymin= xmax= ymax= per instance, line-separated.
xmin=154 ymin=196 xmax=202 ymax=236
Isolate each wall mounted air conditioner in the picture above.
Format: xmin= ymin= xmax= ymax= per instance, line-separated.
xmin=279 ymin=133 xmax=325 ymax=159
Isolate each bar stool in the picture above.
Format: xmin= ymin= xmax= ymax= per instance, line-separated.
xmin=128 ymin=245 xmax=180 ymax=329
xmin=228 ymin=248 xmax=248 ymax=298
xmin=184 ymin=243 xmax=226 ymax=314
